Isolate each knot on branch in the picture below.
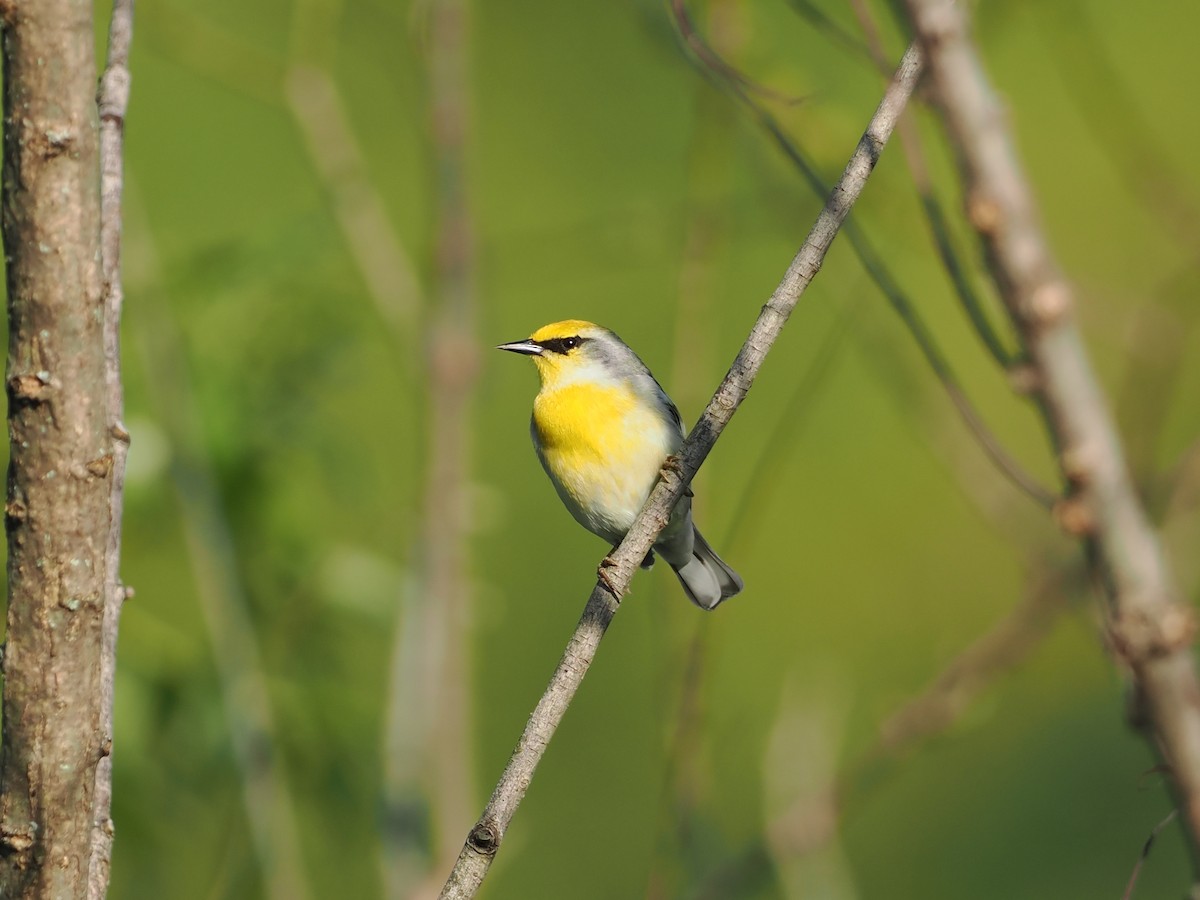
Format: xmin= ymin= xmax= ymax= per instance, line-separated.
xmin=1052 ymin=495 xmax=1094 ymax=537
xmin=1006 ymin=362 xmax=1040 ymax=395
xmin=7 ymin=371 xmax=55 ymax=405
xmin=1026 ymin=281 xmax=1072 ymax=329
xmin=85 ymin=454 xmax=115 ymax=479
xmin=32 ymin=126 xmax=75 ymax=161
xmin=467 ymin=819 xmax=501 ymax=857
xmin=966 ymin=191 xmax=1001 ymax=235
xmin=1059 ymin=443 xmax=1097 ymax=487
xmin=98 ymin=66 xmax=132 ymax=123
xmin=5 ymin=498 xmax=27 ymax=524
xmin=1110 ymin=603 xmax=1198 ymax=666
xmin=0 ymin=822 xmax=35 ymax=854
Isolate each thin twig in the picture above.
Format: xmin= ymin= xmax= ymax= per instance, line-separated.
xmin=670 ymin=0 xmax=1055 ymax=510
xmin=90 ymin=1 xmax=134 ymax=896
xmin=1122 ymin=810 xmax=1179 ymax=900
xmin=437 ymin=40 xmax=925 ymax=900
xmin=905 ymin=0 xmax=1200 ymax=873
xmin=786 ymin=0 xmax=876 ymax=69
xmin=672 ymin=0 xmax=805 ymax=105
xmin=403 ymin=0 xmax=480 ymax=896
xmin=847 ymin=0 xmax=1016 ymax=369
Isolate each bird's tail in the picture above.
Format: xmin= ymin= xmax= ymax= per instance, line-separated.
xmin=670 ymin=528 xmax=744 ymax=611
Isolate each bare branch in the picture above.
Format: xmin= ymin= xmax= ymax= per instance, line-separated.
xmin=905 ymin=0 xmax=1200 ymax=870
xmin=399 ymin=0 xmax=481 ymax=896
xmin=437 ymin=41 xmax=925 ymax=900
xmin=89 ymin=1 xmax=135 ymax=896
xmin=786 ymin=0 xmax=876 ymax=67
xmin=0 ymin=0 xmax=120 ymax=894
xmin=1122 ymin=810 xmax=1179 ymax=900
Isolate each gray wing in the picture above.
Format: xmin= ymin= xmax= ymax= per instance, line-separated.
xmin=595 ymin=327 xmax=686 ymax=440
xmin=658 ymin=382 xmax=685 ymax=438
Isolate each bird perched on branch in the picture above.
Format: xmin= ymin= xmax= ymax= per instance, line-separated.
xmin=498 ymin=320 xmax=743 ymax=610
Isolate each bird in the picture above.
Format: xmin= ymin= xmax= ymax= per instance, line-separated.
xmin=497 ymin=319 xmax=743 ymax=610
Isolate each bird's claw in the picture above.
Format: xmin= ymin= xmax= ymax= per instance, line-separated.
xmin=661 ymin=454 xmax=692 ymax=496
xmin=661 ymin=454 xmax=684 ymax=478
xmin=597 ymin=555 xmax=620 ymax=596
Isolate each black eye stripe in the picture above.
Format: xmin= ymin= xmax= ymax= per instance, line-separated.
xmin=537 ymin=335 xmax=584 ymax=355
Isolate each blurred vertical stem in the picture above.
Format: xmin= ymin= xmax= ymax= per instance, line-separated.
xmin=847 ymin=0 xmax=1017 ymax=369
xmin=0 ymin=0 xmax=126 ymax=896
xmin=416 ymin=0 xmax=480 ymax=884
xmin=282 ymin=2 xmax=466 ymax=893
xmin=905 ymin=0 xmax=1200 ymax=876
xmin=386 ymin=0 xmax=481 ymax=897
xmin=124 ymin=194 xmax=311 ymax=900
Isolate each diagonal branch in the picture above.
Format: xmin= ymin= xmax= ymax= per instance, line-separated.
xmin=904 ymin=0 xmax=1200 ymax=873
xmin=436 ymin=40 xmax=925 ymax=900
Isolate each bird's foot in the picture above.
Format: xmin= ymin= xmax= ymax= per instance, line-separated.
xmin=660 ymin=454 xmax=693 ymax=496
xmin=661 ymin=454 xmax=684 ymax=478
xmin=597 ymin=555 xmax=621 ymax=596
xmin=640 ymin=549 xmax=655 ymax=570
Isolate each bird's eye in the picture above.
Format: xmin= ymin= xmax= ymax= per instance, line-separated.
xmin=562 ymin=336 xmax=580 ymax=350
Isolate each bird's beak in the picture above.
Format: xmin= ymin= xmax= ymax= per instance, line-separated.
xmin=496 ymin=339 xmax=543 ymax=356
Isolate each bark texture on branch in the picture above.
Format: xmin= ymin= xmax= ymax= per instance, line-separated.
xmin=437 ymin=42 xmax=925 ymax=900
xmin=904 ymin=0 xmax=1200 ymax=867
xmin=90 ymin=1 xmax=134 ymax=896
xmin=0 ymin=0 xmax=123 ymax=896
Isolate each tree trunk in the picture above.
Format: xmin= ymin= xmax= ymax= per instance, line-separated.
xmin=0 ymin=1 xmax=120 ymax=896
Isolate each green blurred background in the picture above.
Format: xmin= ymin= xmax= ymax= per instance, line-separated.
xmin=93 ymin=0 xmax=1200 ymax=896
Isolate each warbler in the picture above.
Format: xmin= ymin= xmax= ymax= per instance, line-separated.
xmin=498 ymin=319 xmax=743 ymax=610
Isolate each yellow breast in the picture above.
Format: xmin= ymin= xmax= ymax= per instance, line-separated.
xmin=532 ymin=381 xmax=677 ymax=541
xmin=534 ymin=382 xmax=642 ymax=458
